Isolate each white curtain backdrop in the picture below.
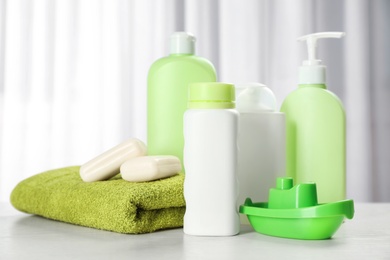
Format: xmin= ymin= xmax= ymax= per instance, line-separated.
xmin=0 ymin=0 xmax=389 ymax=202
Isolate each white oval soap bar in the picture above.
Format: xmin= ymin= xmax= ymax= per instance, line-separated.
xmin=80 ymin=138 xmax=147 ymax=182
xmin=121 ymin=156 xmax=181 ymax=182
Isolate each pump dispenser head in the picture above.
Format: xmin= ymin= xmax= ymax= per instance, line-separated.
xmin=298 ymin=32 xmax=345 ymax=84
xmin=236 ymin=83 xmax=277 ymax=113
xmin=170 ymin=32 xmax=195 ymax=55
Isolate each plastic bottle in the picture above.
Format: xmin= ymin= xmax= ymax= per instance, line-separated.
xmin=235 ymin=83 xmax=285 ymax=223
xmin=280 ymin=32 xmax=346 ymax=203
xmin=183 ymin=82 xmax=240 ymax=236
xmin=147 ymin=32 xmax=217 ymax=169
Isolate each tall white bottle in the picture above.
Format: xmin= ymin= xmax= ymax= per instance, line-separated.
xmin=184 ymin=82 xmax=240 ymax=236
xmin=236 ymin=83 xmax=285 ymax=224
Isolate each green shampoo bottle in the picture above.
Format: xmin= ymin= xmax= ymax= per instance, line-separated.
xmin=280 ymin=32 xmax=346 ymax=203
xmin=147 ymin=32 xmax=217 ymax=169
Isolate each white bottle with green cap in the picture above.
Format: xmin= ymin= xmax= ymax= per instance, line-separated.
xmin=183 ymin=82 xmax=240 ymax=236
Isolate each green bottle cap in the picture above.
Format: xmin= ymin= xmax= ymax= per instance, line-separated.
xmin=188 ymin=82 xmax=235 ymax=109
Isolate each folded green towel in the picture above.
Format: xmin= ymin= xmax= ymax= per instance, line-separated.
xmin=10 ymin=166 xmax=186 ymax=234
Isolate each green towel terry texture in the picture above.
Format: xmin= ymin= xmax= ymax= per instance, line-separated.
xmin=10 ymin=166 xmax=186 ymax=234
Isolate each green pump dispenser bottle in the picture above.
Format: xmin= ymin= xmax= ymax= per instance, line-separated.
xmin=280 ymin=32 xmax=346 ymax=203
xmin=147 ymin=32 xmax=217 ymax=169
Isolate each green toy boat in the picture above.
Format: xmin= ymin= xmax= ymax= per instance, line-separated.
xmin=239 ymin=177 xmax=354 ymax=240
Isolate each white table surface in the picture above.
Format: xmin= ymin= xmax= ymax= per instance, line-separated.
xmin=1 ymin=202 xmax=389 ymax=260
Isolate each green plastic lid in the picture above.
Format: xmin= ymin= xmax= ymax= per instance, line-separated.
xmin=188 ymin=82 xmax=235 ymax=109
xmin=239 ymin=177 xmax=354 ymax=240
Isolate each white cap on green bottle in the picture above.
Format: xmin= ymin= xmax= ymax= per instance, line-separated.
xmin=170 ymin=32 xmax=195 ymax=55
xmin=298 ymin=32 xmax=345 ymax=85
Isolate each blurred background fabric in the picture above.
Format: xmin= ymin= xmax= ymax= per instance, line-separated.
xmin=0 ymin=0 xmax=389 ymax=202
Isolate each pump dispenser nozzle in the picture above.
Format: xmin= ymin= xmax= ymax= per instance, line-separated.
xmin=298 ymin=32 xmax=345 ymax=84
